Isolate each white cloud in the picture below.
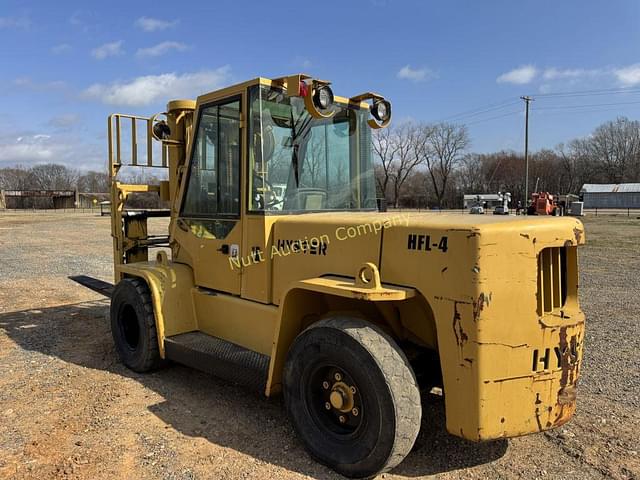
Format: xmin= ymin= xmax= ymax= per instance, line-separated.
xmin=0 ymin=15 xmax=30 ymax=30
xmin=1 ymin=134 xmax=60 ymax=163
xmin=0 ymin=132 xmax=103 ymax=169
xmin=614 ymin=64 xmax=640 ymax=86
xmin=81 ymin=67 xmax=231 ymax=107
xmin=51 ymin=43 xmax=72 ymax=55
xmin=135 ymin=17 xmax=178 ymax=32
xmin=496 ymin=65 xmax=537 ymax=84
xmin=136 ymin=41 xmax=188 ymax=57
xmin=542 ymin=67 xmax=604 ymax=81
xmin=397 ymin=65 xmax=436 ymax=82
xmin=91 ymin=41 xmax=124 ymax=60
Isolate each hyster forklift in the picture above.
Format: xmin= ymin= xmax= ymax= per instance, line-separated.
xmin=74 ymin=74 xmax=585 ymax=478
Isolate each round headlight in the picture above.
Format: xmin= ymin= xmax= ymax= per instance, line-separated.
xmin=313 ymin=85 xmax=334 ymax=110
xmin=152 ymin=120 xmax=171 ymax=139
xmin=372 ymin=100 xmax=391 ymax=122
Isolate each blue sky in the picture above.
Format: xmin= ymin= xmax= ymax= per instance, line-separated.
xmin=1 ymin=0 xmax=639 ymax=170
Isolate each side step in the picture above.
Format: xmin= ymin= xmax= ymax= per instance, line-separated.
xmin=164 ymin=332 xmax=270 ymax=392
xmin=69 ymin=275 xmax=114 ymax=298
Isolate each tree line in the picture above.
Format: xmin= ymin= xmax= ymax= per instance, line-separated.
xmin=375 ymin=116 xmax=640 ymax=208
xmin=0 ymin=164 xmax=109 ymax=193
xmin=1 ymin=115 xmax=638 ymax=209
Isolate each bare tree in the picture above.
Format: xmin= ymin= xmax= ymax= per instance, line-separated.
xmin=423 ymin=123 xmax=470 ymax=207
xmin=458 ymin=153 xmax=486 ymax=193
xmin=586 ymin=117 xmax=640 ymax=182
xmin=0 ymin=166 xmax=31 ymax=190
xmin=389 ymin=124 xmax=427 ymax=208
xmin=372 ymin=127 xmax=398 ymax=200
xmin=77 ymin=171 xmax=110 ymax=192
xmin=27 ymin=164 xmax=79 ymax=190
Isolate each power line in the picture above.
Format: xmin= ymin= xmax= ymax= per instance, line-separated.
xmin=434 ymin=86 xmax=640 ymax=126
xmin=533 ymin=105 xmax=640 ymax=117
xmin=534 ymin=99 xmax=640 ymax=110
xmin=438 ymin=98 xmax=520 ymax=122
xmin=531 ymin=86 xmax=640 ymax=99
xmin=465 ymin=109 xmax=521 ymax=126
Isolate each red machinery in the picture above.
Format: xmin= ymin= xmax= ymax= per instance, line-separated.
xmin=528 ymin=192 xmax=560 ymax=216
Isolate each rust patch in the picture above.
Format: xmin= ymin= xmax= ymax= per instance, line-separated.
xmin=452 ymin=301 xmax=468 ymax=348
xmin=520 ymin=233 xmax=530 ymax=239
xmin=557 ymin=385 xmax=577 ymax=405
xmin=552 ymin=401 xmax=576 ymax=427
xmin=573 ymin=227 xmax=583 ymax=244
xmin=472 ymin=292 xmax=491 ymax=322
xmin=557 ymin=327 xmax=580 ymax=388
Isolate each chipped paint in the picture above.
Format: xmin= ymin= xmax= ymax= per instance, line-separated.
xmin=452 ymin=301 xmax=468 ymax=349
xmin=472 ymin=292 xmax=491 ymax=322
xmin=573 ymin=227 xmax=583 ymax=244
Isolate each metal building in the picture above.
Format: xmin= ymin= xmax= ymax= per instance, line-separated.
xmin=0 ymin=190 xmax=76 ymax=209
xmin=580 ymin=183 xmax=640 ymax=208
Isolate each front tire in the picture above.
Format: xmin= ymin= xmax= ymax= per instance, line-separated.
xmin=283 ymin=317 xmax=421 ymax=478
xmin=110 ymin=277 xmax=161 ymax=372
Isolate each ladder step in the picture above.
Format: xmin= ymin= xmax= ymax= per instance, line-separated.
xmin=164 ymin=332 xmax=269 ymax=392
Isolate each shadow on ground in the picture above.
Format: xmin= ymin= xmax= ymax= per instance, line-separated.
xmin=0 ymin=301 xmax=507 ymax=478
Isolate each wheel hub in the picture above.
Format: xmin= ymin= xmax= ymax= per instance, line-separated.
xmin=313 ymin=367 xmax=362 ymax=433
xmin=329 ymin=382 xmax=354 ymax=412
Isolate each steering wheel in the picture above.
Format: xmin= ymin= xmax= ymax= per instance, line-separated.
xmin=252 ymin=171 xmax=283 ymax=210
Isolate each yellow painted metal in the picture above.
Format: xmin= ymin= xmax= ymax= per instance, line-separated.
xmin=192 ymin=288 xmax=278 ymax=356
xmin=380 ymin=214 xmax=585 ymax=440
xmin=105 ymin=74 xmax=586 ymax=444
xmin=241 ymin=214 xmax=279 ymax=303
xmin=116 ymin=260 xmax=197 ymax=357
xmin=292 ymin=275 xmax=415 ymax=302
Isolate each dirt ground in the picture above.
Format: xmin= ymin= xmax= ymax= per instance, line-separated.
xmin=0 ymin=211 xmax=638 ymax=480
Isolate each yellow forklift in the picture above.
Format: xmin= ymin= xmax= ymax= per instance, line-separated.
xmin=73 ymin=74 xmax=586 ymax=478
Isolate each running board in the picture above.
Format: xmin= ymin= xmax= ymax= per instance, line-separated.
xmin=164 ymin=332 xmax=269 ymax=392
xmin=69 ymin=275 xmax=114 ymax=298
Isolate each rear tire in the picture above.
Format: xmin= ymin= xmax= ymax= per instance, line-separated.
xmin=110 ymin=277 xmax=161 ymax=372
xmin=283 ymin=316 xmax=421 ymax=478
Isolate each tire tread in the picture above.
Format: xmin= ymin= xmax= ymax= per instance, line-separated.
xmin=300 ymin=316 xmax=421 ymax=476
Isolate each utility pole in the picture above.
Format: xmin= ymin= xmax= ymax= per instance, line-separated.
xmin=520 ymin=96 xmax=533 ymax=211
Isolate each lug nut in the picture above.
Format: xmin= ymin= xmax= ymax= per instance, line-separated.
xmin=322 ymin=381 xmax=329 ymax=389
xmin=325 ymin=402 xmax=331 ymax=410
xmin=350 ymin=386 xmax=356 ymax=394
xmin=334 ymin=372 xmax=342 ymax=381
xmin=339 ymin=415 xmax=346 ymax=423
xmin=352 ymin=407 xmax=359 ymax=416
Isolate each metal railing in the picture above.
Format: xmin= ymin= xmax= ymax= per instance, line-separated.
xmin=108 ymin=114 xmax=168 ymax=170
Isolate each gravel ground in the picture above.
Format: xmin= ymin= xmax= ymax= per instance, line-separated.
xmin=0 ymin=211 xmax=638 ymax=480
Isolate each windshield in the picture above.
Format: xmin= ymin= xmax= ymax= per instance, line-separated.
xmin=248 ymin=85 xmax=376 ymax=213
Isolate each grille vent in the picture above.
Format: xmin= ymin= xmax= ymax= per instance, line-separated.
xmin=537 ymin=247 xmax=568 ymax=314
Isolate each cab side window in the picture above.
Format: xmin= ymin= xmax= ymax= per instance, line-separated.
xmin=182 ymin=100 xmax=241 ymax=218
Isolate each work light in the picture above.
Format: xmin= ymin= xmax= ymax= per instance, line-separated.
xmin=313 ymin=85 xmax=334 ymax=110
xmin=371 ymin=99 xmax=391 ymax=122
xmin=153 ymin=120 xmax=171 ymax=140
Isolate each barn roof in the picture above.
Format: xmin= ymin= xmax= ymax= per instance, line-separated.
xmin=581 ymin=183 xmax=640 ymax=193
